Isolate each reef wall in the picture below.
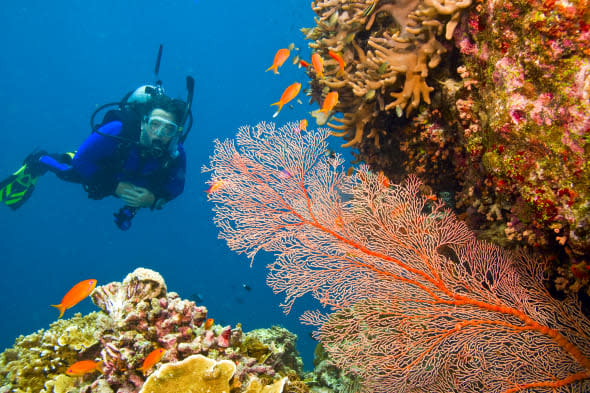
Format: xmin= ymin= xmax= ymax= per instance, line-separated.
xmin=303 ymin=0 xmax=589 ymax=297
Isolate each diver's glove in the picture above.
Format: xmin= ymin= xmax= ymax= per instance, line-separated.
xmin=115 ymin=182 xmax=156 ymax=208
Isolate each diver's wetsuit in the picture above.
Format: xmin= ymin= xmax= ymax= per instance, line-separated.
xmin=39 ymin=110 xmax=185 ymax=208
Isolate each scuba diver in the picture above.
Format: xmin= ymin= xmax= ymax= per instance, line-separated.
xmin=0 ymin=46 xmax=194 ymax=230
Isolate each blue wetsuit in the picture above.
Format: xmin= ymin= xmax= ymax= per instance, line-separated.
xmin=40 ymin=110 xmax=185 ymax=207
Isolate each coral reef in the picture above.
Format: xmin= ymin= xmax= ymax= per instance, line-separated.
xmin=303 ymin=0 xmax=590 ymax=297
xmin=0 ymin=268 xmax=307 ymax=393
xmin=242 ymin=327 xmax=303 ymax=377
xmin=302 ymin=344 xmax=362 ymax=393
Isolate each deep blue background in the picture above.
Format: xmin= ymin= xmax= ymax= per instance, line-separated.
xmin=0 ymin=0 xmax=348 ymax=369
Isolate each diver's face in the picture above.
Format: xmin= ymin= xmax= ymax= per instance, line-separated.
xmin=142 ymin=109 xmax=179 ymax=147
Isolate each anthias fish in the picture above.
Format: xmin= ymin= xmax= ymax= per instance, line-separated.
xmin=271 ymin=82 xmax=301 ymax=118
xmin=311 ymin=53 xmax=324 ymax=79
xmin=138 ymin=348 xmax=166 ymax=375
xmin=320 ymin=91 xmax=339 ymax=114
xmin=328 ymin=50 xmax=346 ymax=76
xmin=206 ymin=179 xmax=224 ymax=194
xmin=299 ymin=118 xmax=308 ymax=131
xmin=266 ymin=48 xmax=290 ymax=74
xmin=66 ymin=360 xmax=103 ymax=376
xmin=51 ymin=279 xmax=97 ymax=319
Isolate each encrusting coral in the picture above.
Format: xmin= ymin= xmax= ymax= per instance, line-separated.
xmin=447 ymin=0 xmax=590 ymax=297
xmin=137 ymin=354 xmax=236 ymax=393
xmin=0 ymin=268 xmax=306 ymax=393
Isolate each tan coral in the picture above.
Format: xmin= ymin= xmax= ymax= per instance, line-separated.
xmin=422 ymin=0 xmax=472 ymax=39
xmin=307 ymin=0 xmax=473 ymax=147
xmin=330 ymin=103 xmax=376 ymax=147
xmin=368 ymin=34 xmax=446 ymax=116
xmin=243 ymin=376 xmax=288 ymax=393
xmin=138 ymin=354 xmax=236 ymax=393
xmin=122 ymin=267 xmax=167 ymax=299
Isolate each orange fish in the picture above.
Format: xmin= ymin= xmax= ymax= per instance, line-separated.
xmin=378 ymin=170 xmax=390 ymax=188
xmin=320 ymin=91 xmax=339 ymax=114
xmin=311 ymin=53 xmax=324 ymax=79
xmin=266 ymin=48 xmax=290 ymax=74
xmin=138 ymin=348 xmax=166 ymax=375
xmin=204 ymin=318 xmax=215 ymax=330
xmin=51 ymin=279 xmax=97 ymax=319
xmin=66 ymin=360 xmax=103 ymax=377
xmin=299 ymin=118 xmax=308 ymax=131
xmin=328 ymin=50 xmax=346 ymax=76
xmin=299 ymin=59 xmax=310 ymax=68
xmin=271 ymin=82 xmax=301 ymax=118
xmin=206 ymin=179 xmax=225 ymax=194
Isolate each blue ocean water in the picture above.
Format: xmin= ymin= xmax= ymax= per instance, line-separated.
xmin=0 ymin=0 xmax=343 ymax=369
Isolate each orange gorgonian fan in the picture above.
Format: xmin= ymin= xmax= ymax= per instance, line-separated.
xmin=204 ymin=122 xmax=590 ymax=392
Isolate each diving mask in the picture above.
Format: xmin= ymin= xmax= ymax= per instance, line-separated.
xmin=147 ymin=116 xmax=179 ymax=138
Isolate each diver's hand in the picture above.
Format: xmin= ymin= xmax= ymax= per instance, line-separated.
xmin=115 ymin=182 xmax=156 ymax=208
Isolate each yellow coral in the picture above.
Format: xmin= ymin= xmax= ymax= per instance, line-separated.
xmin=244 ymin=376 xmax=288 ymax=393
xmin=41 ymin=374 xmax=75 ymax=393
xmin=0 ymin=312 xmax=103 ymax=393
xmin=138 ymin=354 xmax=236 ymax=393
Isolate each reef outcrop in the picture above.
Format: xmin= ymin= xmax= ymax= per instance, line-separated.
xmin=0 ymin=268 xmax=308 ymax=393
xmin=303 ymin=0 xmax=590 ymax=298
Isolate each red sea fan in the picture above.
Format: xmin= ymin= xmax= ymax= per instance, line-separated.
xmin=204 ymin=122 xmax=590 ymax=392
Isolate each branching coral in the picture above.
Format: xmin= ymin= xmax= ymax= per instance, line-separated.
xmin=304 ymin=0 xmax=472 ymax=147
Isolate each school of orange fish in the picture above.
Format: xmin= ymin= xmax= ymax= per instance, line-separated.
xmin=265 ymin=45 xmax=340 ymax=123
xmin=205 ymin=46 xmax=343 ymax=196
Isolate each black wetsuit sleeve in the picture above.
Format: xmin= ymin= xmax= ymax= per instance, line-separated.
xmin=159 ymin=151 xmax=186 ymax=202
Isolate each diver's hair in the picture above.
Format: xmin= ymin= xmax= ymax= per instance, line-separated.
xmin=148 ymin=95 xmax=187 ymax=124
